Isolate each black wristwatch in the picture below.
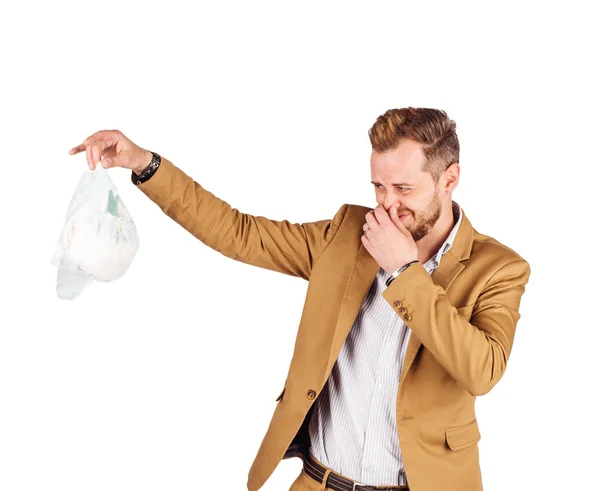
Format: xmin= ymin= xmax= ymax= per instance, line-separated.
xmin=131 ymin=151 xmax=161 ymax=185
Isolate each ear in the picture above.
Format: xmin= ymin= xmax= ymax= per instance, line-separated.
xmin=442 ymin=162 xmax=460 ymax=194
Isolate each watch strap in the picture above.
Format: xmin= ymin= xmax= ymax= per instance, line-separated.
xmin=132 ymin=151 xmax=161 ymax=185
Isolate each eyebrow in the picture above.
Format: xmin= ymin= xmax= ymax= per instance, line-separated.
xmin=371 ymin=180 xmax=414 ymax=186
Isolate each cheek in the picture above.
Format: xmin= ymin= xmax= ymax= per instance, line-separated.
xmin=400 ymin=199 xmax=417 ymax=213
xmin=407 ymin=195 xmax=429 ymax=211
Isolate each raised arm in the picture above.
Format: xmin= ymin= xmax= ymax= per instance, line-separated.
xmin=135 ymin=155 xmax=348 ymax=280
xmin=68 ymin=130 xmax=347 ymax=280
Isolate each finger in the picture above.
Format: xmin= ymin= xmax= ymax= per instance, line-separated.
xmin=389 ymin=204 xmax=402 ymax=224
xmin=101 ymin=152 xmax=120 ymax=168
xmin=83 ymin=131 xmax=119 ymax=163
xmin=376 ymin=205 xmax=390 ymax=224
xmin=364 ymin=211 xmax=376 ymax=230
xmin=390 ymin=207 xmax=410 ymax=235
xmin=367 ymin=208 xmax=383 ymax=229
xmin=361 ymin=233 xmax=370 ymax=248
xmin=90 ymin=143 xmax=100 ymax=169
xmin=86 ymin=145 xmax=94 ymax=170
xmin=91 ymin=140 xmax=111 ymax=169
xmin=68 ymin=145 xmax=84 ymax=155
xmin=69 ymin=131 xmax=114 ymax=168
xmin=95 ymin=136 xmax=123 ymax=169
xmin=371 ymin=208 xmax=382 ymax=224
xmin=81 ymin=134 xmax=106 ymax=164
xmin=82 ymin=129 xmax=117 ymax=147
xmin=374 ymin=205 xmax=391 ymax=224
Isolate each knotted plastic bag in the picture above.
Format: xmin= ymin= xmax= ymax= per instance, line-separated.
xmin=51 ymin=163 xmax=139 ymax=299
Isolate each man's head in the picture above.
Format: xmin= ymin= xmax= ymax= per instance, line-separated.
xmin=369 ymin=107 xmax=460 ymax=242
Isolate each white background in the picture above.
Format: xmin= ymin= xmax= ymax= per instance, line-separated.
xmin=1 ymin=1 xmax=598 ymax=490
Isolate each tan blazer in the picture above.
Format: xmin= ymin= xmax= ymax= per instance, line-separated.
xmin=136 ymin=157 xmax=531 ymax=491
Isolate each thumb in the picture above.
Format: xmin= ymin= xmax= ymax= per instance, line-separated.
xmin=101 ymin=152 xmax=137 ymax=170
xmin=101 ymin=156 xmax=125 ymax=168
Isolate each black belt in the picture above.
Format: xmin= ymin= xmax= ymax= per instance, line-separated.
xmin=303 ymin=451 xmax=409 ymax=491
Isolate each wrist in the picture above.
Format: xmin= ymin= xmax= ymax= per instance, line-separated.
xmin=385 ymin=257 xmax=418 ymax=276
xmin=132 ymin=150 xmax=154 ymax=176
xmin=385 ymin=260 xmax=419 ymax=287
xmin=131 ymin=151 xmax=162 ymax=186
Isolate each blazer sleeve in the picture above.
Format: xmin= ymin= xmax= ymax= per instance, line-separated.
xmin=134 ymin=156 xmax=348 ymax=280
xmin=382 ymin=258 xmax=531 ymax=396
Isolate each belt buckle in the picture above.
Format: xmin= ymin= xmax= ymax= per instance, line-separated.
xmin=352 ymin=481 xmax=370 ymax=491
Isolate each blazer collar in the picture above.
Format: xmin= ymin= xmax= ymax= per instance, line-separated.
xmin=446 ymin=200 xmax=474 ymax=262
xmin=431 ymin=200 xmax=474 ymax=292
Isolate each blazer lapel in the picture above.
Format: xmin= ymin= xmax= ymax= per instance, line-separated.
xmin=323 ymin=243 xmax=380 ymax=378
xmin=400 ymin=203 xmax=475 ymax=386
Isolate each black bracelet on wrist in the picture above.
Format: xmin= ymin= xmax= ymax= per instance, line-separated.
xmin=385 ymin=260 xmax=419 ymax=287
xmin=132 ymin=151 xmax=161 ymax=185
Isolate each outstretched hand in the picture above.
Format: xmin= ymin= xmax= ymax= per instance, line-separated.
xmin=69 ymin=129 xmax=152 ymax=174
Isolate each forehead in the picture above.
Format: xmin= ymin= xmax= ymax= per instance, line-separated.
xmin=370 ymin=139 xmax=426 ymax=181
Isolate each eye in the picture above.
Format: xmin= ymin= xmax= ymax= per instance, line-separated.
xmin=373 ymin=184 xmax=411 ymax=192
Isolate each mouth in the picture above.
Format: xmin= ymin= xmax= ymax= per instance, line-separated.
xmin=398 ymin=213 xmax=410 ymax=220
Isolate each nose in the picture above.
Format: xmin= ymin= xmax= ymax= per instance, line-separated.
xmin=382 ymin=195 xmax=402 ymax=212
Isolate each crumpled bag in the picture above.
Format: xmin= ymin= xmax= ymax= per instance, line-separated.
xmin=51 ymin=163 xmax=139 ymax=299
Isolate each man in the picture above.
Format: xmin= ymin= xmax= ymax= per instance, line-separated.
xmin=69 ymin=108 xmax=531 ymax=491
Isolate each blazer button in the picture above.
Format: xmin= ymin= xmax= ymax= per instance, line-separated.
xmin=404 ymin=313 xmax=412 ymax=322
xmin=399 ymin=307 xmax=407 ymax=314
xmin=306 ymin=389 xmax=316 ymax=400
xmin=393 ymin=300 xmax=402 ymax=307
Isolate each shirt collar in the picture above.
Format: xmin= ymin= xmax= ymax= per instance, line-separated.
xmin=431 ymin=201 xmax=462 ymax=266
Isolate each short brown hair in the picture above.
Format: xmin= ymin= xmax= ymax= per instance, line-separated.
xmin=368 ymin=107 xmax=460 ymax=184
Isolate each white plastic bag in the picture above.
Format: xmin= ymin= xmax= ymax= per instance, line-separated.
xmin=51 ymin=164 xmax=139 ymax=299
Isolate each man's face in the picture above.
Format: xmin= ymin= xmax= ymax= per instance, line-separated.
xmin=370 ymin=139 xmax=444 ymax=242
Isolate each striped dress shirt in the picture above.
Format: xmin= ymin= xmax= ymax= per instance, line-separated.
xmin=308 ymin=204 xmax=463 ymax=486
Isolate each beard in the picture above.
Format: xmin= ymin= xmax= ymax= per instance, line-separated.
xmin=405 ymin=188 xmax=443 ymax=242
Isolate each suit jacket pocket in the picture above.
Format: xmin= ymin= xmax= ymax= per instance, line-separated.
xmin=445 ymin=419 xmax=481 ymax=451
